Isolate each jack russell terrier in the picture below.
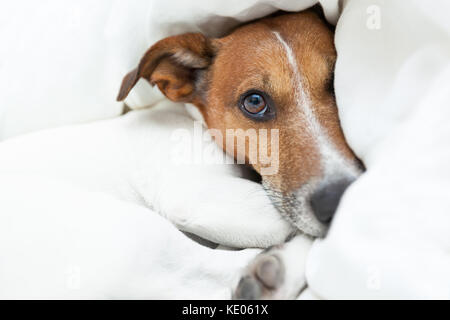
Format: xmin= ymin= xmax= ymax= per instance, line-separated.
xmin=118 ymin=9 xmax=363 ymax=298
xmin=0 ymin=9 xmax=360 ymax=299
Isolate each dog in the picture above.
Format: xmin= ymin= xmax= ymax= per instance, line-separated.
xmin=117 ymin=9 xmax=363 ymax=298
xmin=0 ymin=100 xmax=298 ymax=298
xmin=0 ymin=9 xmax=360 ymax=300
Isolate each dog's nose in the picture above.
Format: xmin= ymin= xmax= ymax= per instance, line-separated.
xmin=310 ymin=179 xmax=352 ymax=224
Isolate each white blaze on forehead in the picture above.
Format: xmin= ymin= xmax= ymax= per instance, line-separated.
xmin=272 ymin=31 xmax=359 ymax=179
xmin=273 ymin=32 xmax=321 ymax=138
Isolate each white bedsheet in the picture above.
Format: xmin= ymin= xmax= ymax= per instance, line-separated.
xmin=1 ymin=0 xmax=450 ymax=299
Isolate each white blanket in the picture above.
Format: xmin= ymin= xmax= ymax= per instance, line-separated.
xmin=306 ymin=0 xmax=450 ymax=299
xmin=0 ymin=103 xmax=293 ymax=299
xmin=1 ymin=0 xmax=450 ymax=299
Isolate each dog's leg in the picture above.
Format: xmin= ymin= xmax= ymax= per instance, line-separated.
xmin=232 ymin=233 xmax=313 ymax=300
xmin=126 ymin=240 xmax=261 ymax=299
xmin=0 ymin=173 xmax=260 ymax=299
xmin=156 ymin=174 xmax=295 ymax=249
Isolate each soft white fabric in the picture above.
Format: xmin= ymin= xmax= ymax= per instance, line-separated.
xmin=0 ymin=102 xmax=295 ymax=299
xmin=306 ymin=0 xmax=450 ymax=299
xmin=2 ymin=0 xmax=450 ymax=299
xmin=0 ymin=172 xmax=262 ymax=299
xmin=0 ymin=102 xmax=293 ymax=248
xmin=0 ymin=1 xmax=123 ymax=139
xmin=0 ymin=0 xmax=335 ymax=140
xmin=0 ymin=0 xmax=324 ymax=299
xmin=111 ymin=0 xmax=338 ymax=109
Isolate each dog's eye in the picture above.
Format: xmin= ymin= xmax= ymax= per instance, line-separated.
xmin=238 ymin=90 xmax=275 ymax=121
xmin=243 ymin=94 xmax=267 ymax=114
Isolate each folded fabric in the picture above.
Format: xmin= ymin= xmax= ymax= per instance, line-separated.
xmin=0 ymin=0 xmax=336 ymax=140
xmin=3 ymin=0 xmax=449 ymax=299
xmin=0 ymin=172 xmax=261 ymax=299
xmin=0 ymin=102 xmax=292 ymax=298
xmin=306 ymin=0 xmax=450 ymax=299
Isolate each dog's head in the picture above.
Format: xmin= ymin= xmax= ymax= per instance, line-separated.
xmin=117 ymin=10 xmax=363 ymax=237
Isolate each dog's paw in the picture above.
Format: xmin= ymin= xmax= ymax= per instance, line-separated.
xmin=232 ymin=235 xmax=312 ymax=300
xmin=232 ymin=251 xmax=283 ymax=300
xmin=232 ymin=249 xmax=288 ymax=300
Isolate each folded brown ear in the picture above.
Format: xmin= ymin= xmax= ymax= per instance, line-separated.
xmin=117 ymin=68 xmax=140 ymax=101
xmin=116 ymin=33 xmax=214 ymax=102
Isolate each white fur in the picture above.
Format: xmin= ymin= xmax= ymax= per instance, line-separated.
xmin=173 ymin=50 xmax=209 ymax=68
xmin=271 ymin=235 xmax=313 ymax=299
xmin=272 ymin=31 xmax=360 ymax=237
xmin=272 ymin=31 xmax=359 ymax=180
xmin=0 ymin=173 xmax=261 ymax=299
xmin=0 ymin=101 xmax=295 ymax=298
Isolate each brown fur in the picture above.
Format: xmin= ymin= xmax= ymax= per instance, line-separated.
xmin=117 ymin=9 xmax=359 ymax=202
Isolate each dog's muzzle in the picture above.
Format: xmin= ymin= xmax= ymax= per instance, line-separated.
xmin=309 ymin=178 xmax=353 ymax=223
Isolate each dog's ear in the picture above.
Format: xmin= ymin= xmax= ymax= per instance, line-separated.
xmin=117 ymin=33 xmax=214 ymax=102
